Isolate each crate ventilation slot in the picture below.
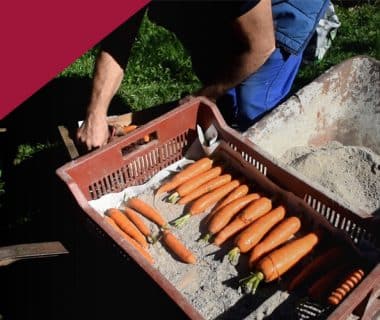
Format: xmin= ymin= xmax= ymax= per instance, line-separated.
xmin=228 ymin=142 xmax=268 ymax=175
xmin=305 ymin=195 xmax=376 ymax=245
xmin=88 ymin=133 xmax=189 ymax=200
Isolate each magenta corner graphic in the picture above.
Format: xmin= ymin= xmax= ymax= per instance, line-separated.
xmin=0 ymin=0 xmax=150 ymax=120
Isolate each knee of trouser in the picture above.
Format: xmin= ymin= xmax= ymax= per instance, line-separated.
xmin=236 ymin=99 xmax=274 ymax=131
xmin=236 ymin=50 xmax=304 ymax=130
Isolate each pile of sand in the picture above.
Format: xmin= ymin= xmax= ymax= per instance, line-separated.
xmin=281 ymin=141 xmax=380 ymax=215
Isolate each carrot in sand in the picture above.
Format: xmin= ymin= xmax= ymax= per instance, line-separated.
xmin=167 ymin=165 xmax=224 ymax=204
xmin=240 ymin=232 xmax=319 ymax=294
xmin=308 ymin=263 xmax=350 ymax=301
xmin=177 ymin=174 xmax=232 ymax=205
xmin=287 ymin=245 xmax=347 ymax=291
xmin=123 ymin=206 xmax=156 ymax=243
xmin=248 ymin=216 xmax=301 ymax=268
xmin=126 ymin=197 xmax=169 ymax=229
xmin=156 ymin=157 xmax=214 ymax=196
xmin=104 ymin=216 xmax=154 ymax=265
xmin=213 ymin=197 xmax=272 ymax=246
xmin=170 ymin=179 xmax=241 ymax=228
xmin=228 ymin=206 xmax=286 ymax=265
xmin=105 ymin=208 xmax=149 ymax=249
xmin=161 ymin=229 xmax=197 ymax=264
xmin=200 ymin=193 xmax=261 ymax=243
xmin=212 ymin=184 xmax=250 ymax=212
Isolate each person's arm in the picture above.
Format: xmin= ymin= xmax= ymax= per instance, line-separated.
xmin=187 ymin=0 xmax=276 ymax=102
xmin=77 ymin=8 xmax=145 ymax=150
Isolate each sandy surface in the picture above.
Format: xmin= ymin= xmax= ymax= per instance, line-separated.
xmin=281 ymin=141 xmax=380 ymax=216
xmin=121 ymin=191 xmax=302 ymax=320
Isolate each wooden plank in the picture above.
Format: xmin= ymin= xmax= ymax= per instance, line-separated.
xmin=58 ymin=125 xmax=80 ymax=160
xmin=0 ymin=241 xmax=69 ymax=267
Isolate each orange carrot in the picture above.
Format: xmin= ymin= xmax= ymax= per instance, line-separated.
xmin=161 ymin=230 xmax=196 ymax=264
xmin=248 ymin=216 xmax=301 ymax=268
xmin=308 ymin=263 xmax=349 ymax=301
xmin=239 ymin=197 xmax=273 ymax=223
xmin=213 ymin=184 xmax=250 ymax=212
xmin=228 ymin=206 xmax=286 ymax=265
xmin=171 ymin=179 xmax=241 ymax=228
xmin=327 ymin=268 xmax=365 ymax=305
xmin=123 ymin=206 xmax=154 ymax=243
xmin=287 ymin=245 xmax=347 ymax=291
xmin=106 ymin=208 xmax=149 ymax=249
xmin=177 ymin=174 xmax=232 ymax=205
xmin=104 ymin=216 xmax=154 ymax=265
xmin=143 ymin=134 xmax=150 ymax=142
xmin=156 ymin=157 xmax=214 ymax=196
xmin=240 ymin=232 xmax=319 ymax=294
xmin=123 ymin=124 xmax=138 ymax=134
xmin=167 ymin=165 xmax=224 ymax=203
xmin=126 ymin=197 xmax=168 ymax=229
xmin=213 ymin=197 xmax=273 ymax=247
xmin=201 ymin=193 xmax=261 ymax=242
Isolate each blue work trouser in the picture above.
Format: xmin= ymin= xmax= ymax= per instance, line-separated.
xmin=224 ymin=47 xmax=303 ymax=131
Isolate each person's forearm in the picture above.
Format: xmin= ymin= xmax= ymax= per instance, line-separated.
xmin=87 ymin=50 xmax=124 ymax=117
xmin=197 ymin=48 xmax=274 ymax=100
xmin=87 ymin=7 xmax=145 ymax=117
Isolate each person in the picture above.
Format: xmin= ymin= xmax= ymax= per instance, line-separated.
xmin=77 ymin=0 xmax=331 ymax=150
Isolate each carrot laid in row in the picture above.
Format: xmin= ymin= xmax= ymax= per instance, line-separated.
xmin=201 ymin=193 xmax=261 ymax=242
xmin=213 ymin=197 xmax=272 ymax=246
xmin=248 ymin=216 xmax=301 ymax=268
xmin=228 ymin=206 xmax=286 ymax=265
xmin=327 ymin=268 xmax=365 ymax=305
xmin=161 ymin=230 xmax=197 ymax=264
xmin=156 ymin=157 xmax=214 ymax=196
xmin=106 ymin=208 xmax=149 ymax=249
xmin=287 ymin=245 xmax=347 ymax=291
xmin=167 ymin=165 xmax=224 ymax=204
xmin=104 ymin=216 xmax=154 ymax=265
xmin=123 ymin=206 xmax=155 ymax=243
xmin=177 ymin=174 xmax=232 ymax=205
xmin=308 ymin=263 xmax=349 ymax=301
xmin=126 ymin=197 xmax=169 ymax=229
xmin=212 ymin=184 xmax=250 ymax=212
xmin=240 ymin=232 xmax=319 ymax=294
xmin=170 ymin=179 xmax=241 ymax=228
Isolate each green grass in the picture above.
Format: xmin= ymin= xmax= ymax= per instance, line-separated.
xmin=13 ymin=142 xmax=58 ymax=166
xmin=1 ymin=3 xmax=379 ymax=217
xmin=58 ymin=12 xmax=201 ymax=111
xmin=58 ymin=3 xmax=379 ymax=111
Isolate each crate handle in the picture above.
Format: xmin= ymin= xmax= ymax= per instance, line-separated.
xmin=120 ymin=131 xmax=158 ymax=157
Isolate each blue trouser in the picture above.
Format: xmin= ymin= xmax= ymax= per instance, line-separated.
xmin=222 ymin=47 xmax=303 ymax=131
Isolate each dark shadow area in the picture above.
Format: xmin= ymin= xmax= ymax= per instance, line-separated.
xmin=0 ymin=76 xmax=188 ymax=320
xmin=214 ymin=283 xmax=280 ymax=320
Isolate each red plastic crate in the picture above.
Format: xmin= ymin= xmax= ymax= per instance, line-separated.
xmin=56 ymin=97 xmax=380 ymax=319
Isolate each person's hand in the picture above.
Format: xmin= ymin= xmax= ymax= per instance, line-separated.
xmin=76 ymin=112 xmax=110 ymax=150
